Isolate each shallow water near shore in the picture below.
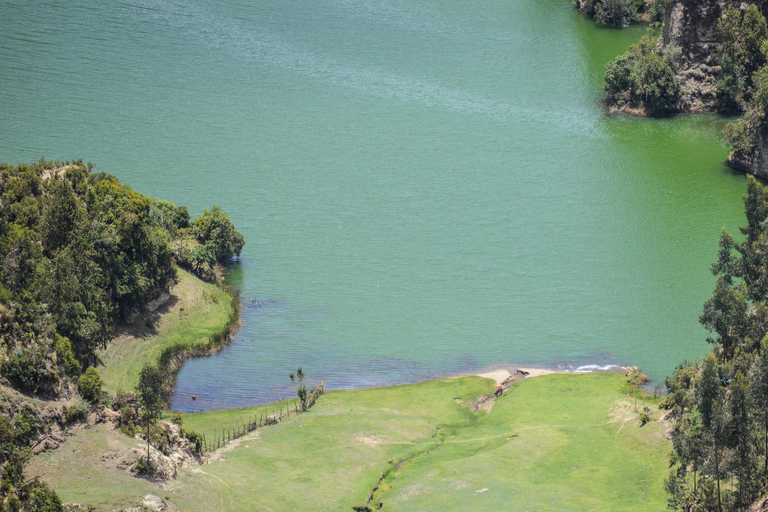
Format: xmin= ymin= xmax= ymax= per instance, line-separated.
xmin=0 ymin=0 xmax=750 ymax=411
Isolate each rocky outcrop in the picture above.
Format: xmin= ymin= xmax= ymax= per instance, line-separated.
xmin=726 ymin=128 xmax=768 ymax=178
xmin=133 ymin=422 xmax=202 ymax=483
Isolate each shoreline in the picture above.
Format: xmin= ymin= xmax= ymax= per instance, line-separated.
xmin=173 ymin=358 xmax=635 ymax=413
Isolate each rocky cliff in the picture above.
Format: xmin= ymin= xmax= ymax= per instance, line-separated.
xmin=726 ymin=127 xmax=768 ymax=177
xmin=660 ymin=0 xmax=768 ymax=112
xmin=662 ymin=0 xmax=724 ymax=111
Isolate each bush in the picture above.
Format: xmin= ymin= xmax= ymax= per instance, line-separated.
xmin=12 ymin=408 xmax=40 ymax=445
xmin=132 ymin=456 xmax=152 ymax=476
xmin=647 ymin=0 xmax=665 ymax=23
xmin=625 ymin=366 xmax=651 ymax=387
xmin=183 ymin=429 xmax=204 ymax=453
xmin=639 ymin=412 xmax=651 ymax=426
xmin=52 ymin=334 xmax=79 ymax=377
xmin=77 ymin=367 xmax=103 ymax=402
xmin=119 ymin=407 xmax=141 ymax=437
xmin=23 ymin=481 xmax=64 ymax=512
xmin=62 ymin=399 xmax=89 ymax=424
xmin=2 ymin=345 xmax=58 ymax=395
xmin=723 ymin=115 xmax=758 ymax=163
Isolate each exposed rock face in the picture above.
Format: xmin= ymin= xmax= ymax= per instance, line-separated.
xmin=576 ymin=0 xmax=595 ymax=16
xmin=662 ymin=0 xmax=725 ymax=112
xmin=662 ymin=0 xmax=768 ymax=112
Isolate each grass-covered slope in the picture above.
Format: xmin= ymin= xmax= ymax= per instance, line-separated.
xmin=382 ymin=373 xmax=669 ymax=511
xmin=28 ymin=373 xmax=670 ymax=511
xmin=97 ymin=268 xmax=234 ymax=395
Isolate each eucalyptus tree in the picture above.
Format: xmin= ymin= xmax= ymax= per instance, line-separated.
xmin=749 ymin=342 xmax=768 ymax=475
xmin=697 ymin=353 xmax=728 ymax=512
xmin=137 ymin=364 xmax=164 ymax=463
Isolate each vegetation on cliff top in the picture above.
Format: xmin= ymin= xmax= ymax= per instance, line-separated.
xmin=603 ymin=4 xmax=768 ymax=117
xmin=582 ymin=0 xmax=665 ymax=28
xmin=0 ymin=159 xmax=244 ymax=510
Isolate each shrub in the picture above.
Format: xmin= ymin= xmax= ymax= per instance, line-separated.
xmin=723 ymin=115 xmax=758 ymax=163
xmin=52 ymin=334 xmax=79 ymax=377
xmin=132 ymin=456 xmax=151 ymax=476
xmin=647 ymin=0 xmax=665 ymax=23
xmin=77 ymin=367 xmax=103 ymax=402
xmin=24 ymin=481 xmax=64 ymax=512
xmin=624 ymin=366 xmax=651 ymax=387
xmin=2 ymin=345 xmax=58 ymax=395
xmin=62 ymin=399 xmax=89 ymax=425
xmin=12 ymin=408 xmax=40 ymax=445
xmin=639 ymin=412 xmax=651 ymax=426
xmin=119 ymin=407 xmax=141 ymax=437
xmin=183 ymin=429 xmax=204 ymax=453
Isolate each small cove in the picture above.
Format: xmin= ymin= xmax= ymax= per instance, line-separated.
xmin=0 ymin=0 xmax=749 ymax=411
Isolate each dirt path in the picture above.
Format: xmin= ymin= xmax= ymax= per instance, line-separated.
xmin=470 ymin=368 xmax=567 ymax=412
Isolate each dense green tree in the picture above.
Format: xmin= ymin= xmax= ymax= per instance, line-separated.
xmin=605 ymin=53 xmax=639 ymax=106
xmin=594 ymin=0 xmax=635 ymax=27
xmin=638 ymin=52 xmax=680 ymax=116
xmin=700 ymin=277 xmax=748 ymax=359
xmin=0 ymin=161 xmax=244 ymax=506
xmin=192 ymin=205 xmax=245 ymax=262
xmin=41 ymin=181 xmax=85 ymax=254
xmin=603 ymin=33 xmax=679 ymax=116
xmin=727 ymin=375 xmax=755 ymax=503
xmin=667 ymin=178 xmax=768 ymax=510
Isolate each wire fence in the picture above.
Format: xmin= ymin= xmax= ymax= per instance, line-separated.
xmin=204 ymin=385 xmax=324 ymax=453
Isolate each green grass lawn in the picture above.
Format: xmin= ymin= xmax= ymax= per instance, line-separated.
xmin=97 ymin=268 xmax=234 ymax=394
xmin=29 ymin=373 xmax=670 ymax=511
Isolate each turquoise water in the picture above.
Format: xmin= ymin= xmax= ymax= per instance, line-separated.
xmin=0 ymin=0 xmax=748 ymax=411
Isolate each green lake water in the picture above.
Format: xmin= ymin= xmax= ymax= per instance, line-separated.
xmin=0 ymin=0 xmax=750 ymax=410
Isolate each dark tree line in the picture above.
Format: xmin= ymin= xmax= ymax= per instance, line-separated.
xmin=665 ymin=177 xmax=768 ymax=511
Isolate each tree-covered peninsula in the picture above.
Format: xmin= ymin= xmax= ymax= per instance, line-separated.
xmin=0 ymin=160 xmax=243 ymax=511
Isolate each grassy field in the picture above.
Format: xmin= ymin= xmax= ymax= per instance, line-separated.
xmin=97 ymin=268 xmax=234 ymax=394
xmin=29 ymin=372 xmax=671 ymax=511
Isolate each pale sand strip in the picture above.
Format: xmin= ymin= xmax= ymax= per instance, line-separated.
xmin=474 ymin=370 xmax=512 ymax=385
xmin=474 ymin=368 xmax=565 ymax=386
